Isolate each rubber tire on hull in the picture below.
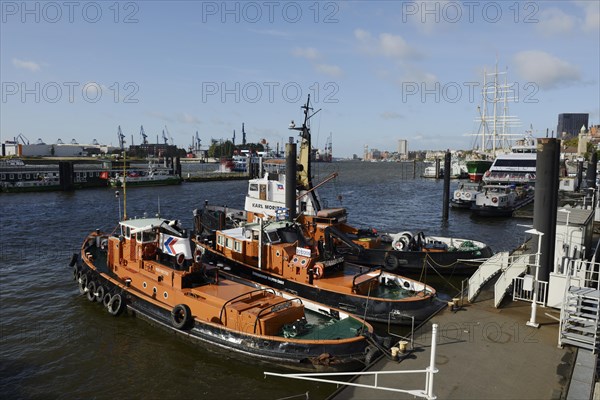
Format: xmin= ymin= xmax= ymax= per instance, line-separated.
xmin=383 ymin=252 xmax=399 ymax=272
xmin=86 ymin=280 xmax=97 ymax=302
xmin=102 ymin=293 xmax=112 ymax=308
xmin=171 ymin=304 xmax=192 ymax=330
xmin=108 ymin=294 xmax=125 ymax=316
xmin=95 ymin=285 xmax=106 ymax=303
xmin=72 ymin=265 xmax=80 ymax=281
xmin=78 ymin=274 xmax=89 ymax=295
xmin=365 ymin=345 xmax=381 ymax=365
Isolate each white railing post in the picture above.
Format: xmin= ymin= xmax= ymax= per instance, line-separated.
xmin=426 ymin=323 xmax=438 ymax=399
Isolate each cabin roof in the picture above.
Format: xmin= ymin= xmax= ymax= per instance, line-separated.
xmin=556 ymin=208 xmax=594 ymax=226
xmin=120 ymin=218 xmax=181 ymax=234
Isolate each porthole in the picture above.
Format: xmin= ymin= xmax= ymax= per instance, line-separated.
xmin=163 ymin=292 xmax=168 ymax=299
xmin=153 ymin=287 xmax=157 ymax=294
xmin=300 ymin=259 xmax=306 ymax=265
xmin=276 ymin=250 xmax=281 ymax=257
xmin=143 ymin=282 xmax=147 ymax=288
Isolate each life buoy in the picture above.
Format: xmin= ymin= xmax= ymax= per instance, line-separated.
xmin=484 ymin=170 xmax=491 ymax=177
xmin=465 ymin=192 xmax=471 ymax=199
xmin=108 ymin=293 xmax=125 ymax=316
xmin=171 ymin=304 xmax=192 ymax=330
xmin=492 ymin=197 xmax=498 ymax=203
xmin=86 ymin=280 xmax=97 ymax=302
xmin=383 ymin=252 xmax=399 ymax=271
xmin=176 ymin=253 xmax=185 ymax=266
xmin=393 ymin=240 xmax=404 ymax=251
xmin=95 ymin=284 xmax=106 ymax=303
xmin=313 ymin=264 xmax=324 ymax=279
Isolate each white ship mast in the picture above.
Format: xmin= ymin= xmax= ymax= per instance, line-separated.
xmin=473 ymin=62 xmax=521 ymax=156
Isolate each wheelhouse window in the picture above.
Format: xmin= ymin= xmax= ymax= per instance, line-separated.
xmin=217 ymin=235 xmax=224 ymax=246
xmin=142 ymin=230 xmax=157 ymax=243
xmin=249 ymin=183 xmax=258 ymax=192
xmin=233 ymin=241 xmax=241 ymax=252
xmin=225 ymin=237 xmax=232 ymax=249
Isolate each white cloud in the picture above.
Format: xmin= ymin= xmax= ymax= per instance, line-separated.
xmin=513 ymin=50 xmax=581 ymax=89
xmin=575 ymin=1 xmax=600 ymax=32
xmin=354 ymin=29 xmax=421 ymax=60
xmin=12 ymin=58 xmax=40 ymax=72
xmin=536 ymin=8 xmax=575 ymax=36
xmin=381 ymin=111 xmax=403 ymax=119
xmin=315 ymin=64 xmax=343 ymax=78
xmin=292 ymin=47 xmax=320 ymax=60
xmin=178 ymin=113 xmax=201 ymax=124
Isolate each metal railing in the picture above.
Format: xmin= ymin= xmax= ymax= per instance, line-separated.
xmin=512 ymin=276 xmax=548 ymax=305
xmin=265 ymin=324 xmax=440 ymax=400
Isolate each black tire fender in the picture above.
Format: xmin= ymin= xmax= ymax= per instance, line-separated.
xmin=78 ymin=274 xmax=89 ymax=295
xmin=171 ymin=304 xmax=192 ymax=330
xmin=383 ymin=252 xmax=399 ymax=271
xmin=86 ymin=281 xmax=97 ymax=302
xmin=108 ymin=294 xmax=125 ymax=316
xmin=102 ymin=292 xmax=112 ymax=308
xmin=95 ymin=284 xmax=106 ymax=303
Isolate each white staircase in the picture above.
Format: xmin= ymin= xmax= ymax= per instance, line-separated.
xmin=560 ymin=287 xmax=600 ymax=353
xmin=468 ymin=252 xmax=508 ymax=302
xmin=494 ymin=254 xmax=531 ymax=308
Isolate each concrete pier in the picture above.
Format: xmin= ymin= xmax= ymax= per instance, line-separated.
xmin=331 ymin=298 xmax=578 ymax=400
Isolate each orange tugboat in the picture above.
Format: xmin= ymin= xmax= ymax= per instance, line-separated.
xmin=72 ymin=216 xmax=382 ymax=371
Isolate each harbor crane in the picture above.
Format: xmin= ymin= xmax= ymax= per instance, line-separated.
xmin=163 ymin=125 xmax=174 ymax=145
xmin=117 ymin=125 xmax=126 ymax=150
xmin=162 ymin=129 xmax=169 ymax=145
xmin=15 ymin=133 xmax=29 ymax=145
xmin=140 ymin=125 xmax=148 ymax=144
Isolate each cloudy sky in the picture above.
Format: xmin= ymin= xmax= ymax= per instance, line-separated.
xmin=1 ymin=1 xmax=599 ymax=157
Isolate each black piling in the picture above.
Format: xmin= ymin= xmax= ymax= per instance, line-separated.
xmin=442 ymin=151 xmax=451 ymax=221
xmin=532 ymin=138 xmax=561 ymax=282
xmin=58 ymin=161 xmax=74 ymax=191
xmin=585 ymin=152 xmax=597 ymax=189
xmin=577 ymin=160 xmax=584 ymax=191
xmin=285 ymin=137 xmax=297 ymax=221
xmin=435 ymin=158 xmax=441 ymax=179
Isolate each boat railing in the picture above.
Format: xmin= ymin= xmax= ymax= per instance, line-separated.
xmin=218 ymin=288 xmax=277 ymax=324
xmin=352 ymin=269 xmax=382 ymax=291
xmin=252 ymin=297 xmax=303 ymax=334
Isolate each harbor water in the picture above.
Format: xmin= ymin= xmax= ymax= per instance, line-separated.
xmin=0 ymin=161 xmax=527 ymax=399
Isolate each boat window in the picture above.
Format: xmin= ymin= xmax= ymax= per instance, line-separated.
xmin=9 ymin=174 xmax=14 ymax=180
xmin=123 ymin=226 xmax=131 ymax=238
xmin=266 ymin=230 xmax=281 ymax=243
xmin=217 ymin=235 xmax=224 ymax=246
xmin=18 ymin=174 xmax=22 ymax=179
xmin=0 ymin=174 xmax=5 ymax=180
xmin=225 ymin=237 xmax=232 ymax=249
xmin=233 ymin=240 xmax=241 ymax=252
xmin=249 ymin=183 xmax=258 ymax=192
xmin=136 ymin=232 xmax=142 ymax=242
xmin=142 ymin=231 xmax=157 ymax=243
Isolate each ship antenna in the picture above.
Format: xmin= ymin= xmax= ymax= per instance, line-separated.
xmin=122 ymin=148 xmax=127 ymax=220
